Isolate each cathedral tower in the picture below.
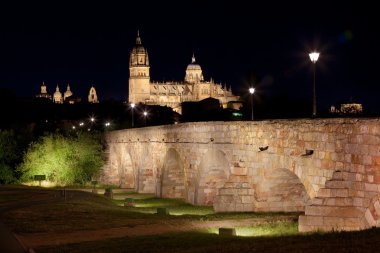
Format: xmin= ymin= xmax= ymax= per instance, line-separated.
xmin=88 ymin=86 xmax=99 ymax=103
xmin=64 ymin=83 xmax=73 ymax=101
xmin=128 ymin=31 xmax=150 ymax=104
xmin=36 ymin=81 xmax=52 ymax=99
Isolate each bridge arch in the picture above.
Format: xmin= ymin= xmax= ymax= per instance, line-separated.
xmin=255 ymin=168 xmax=311 ymax=212
xmin=106 ymin=144 xmax=135 ymax=188
xmin=118 ymin=146 xmax=135 ymax=189
xmin=196 ymin=149 xmax=230 ymax=205
xmin=160 ymin=148 xmax=186 ymax=199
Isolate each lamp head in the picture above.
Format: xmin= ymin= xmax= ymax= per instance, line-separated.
xmin=309 ymin=52 xmax=320 ymax=63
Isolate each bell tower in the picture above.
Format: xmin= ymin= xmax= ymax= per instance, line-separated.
xmin=128 ymin=31 xmax=150 ymax=104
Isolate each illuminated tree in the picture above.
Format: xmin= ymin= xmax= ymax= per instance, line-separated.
xmin=19 ymin=132 xmax=104 ymax=185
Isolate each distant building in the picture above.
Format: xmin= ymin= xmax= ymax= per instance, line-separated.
xmin=330 ymin=102 xmax=363 ymax=115
xmin=36 ymin=82 xmax=98 ymax=104
xmin=88 ymin=86 xmax=99 ymax=103
xmin=36 ymin=82 xmax=52 ymax=100
xmin=128 ymin=31 xmax=240 ymax=113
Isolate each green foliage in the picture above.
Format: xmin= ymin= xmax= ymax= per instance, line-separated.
xmin=0 ymin=130 xmax=18 ymax=183
xmin=19 ymin=132 xmax=104 ymax=185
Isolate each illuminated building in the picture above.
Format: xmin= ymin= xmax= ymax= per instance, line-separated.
xmin=128 ymin=31 xmax=240 ymax=113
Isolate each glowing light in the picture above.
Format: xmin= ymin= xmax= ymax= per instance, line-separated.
xmin=143 ymin=111 xmax=148 ymax=116
xmin=249 ymin=87 xmax=255 ymax=94
xmin=309 ymin=52 xmax=320 ymax=63
xmin=131 ymin=103 xmax=135 ymax=108
xmin=105 ymin=122 xmax=110 ymax=127
xmin=72 ymin=126 xmax=76 ymax=130
xmin=79 ymin=122 xmax=84 ymax=126
xmin=90 ymin=117 xmax=95 ymax=122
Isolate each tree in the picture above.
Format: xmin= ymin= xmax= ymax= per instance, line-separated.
xmin=0 ymin=130 xmax=19 ymax=184
xmin=19 ymin=132 xmax=104 ymax=185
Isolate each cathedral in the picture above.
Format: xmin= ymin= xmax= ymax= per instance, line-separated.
xmin=128 ymin=32 xmax=240 ymax=113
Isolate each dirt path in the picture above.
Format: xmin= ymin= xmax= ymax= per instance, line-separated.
xmin=18 ymin=217 xmax=289 ymax=248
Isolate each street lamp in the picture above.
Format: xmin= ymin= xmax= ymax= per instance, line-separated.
xmin=309 ymin=51 xmax=320 ymax=118
xmin=143 ymin=111 xmax=148 ymax=126
xmin=131 ymin=103 xmax=135 ymax=128
xmin=249 ymin=87 xmax=255 ymax=121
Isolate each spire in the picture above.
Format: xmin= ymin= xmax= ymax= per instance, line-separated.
xmin=56 ymin=84 xmax=60 ymax=91
xmin=136 ymin=30 xmax=142 ymax=45
xmin=67 ymin=83 xmax=70 ymax=91
xmin=191 ymin=53 xmax=196 ymax=63
xmin=42 ymin=81 xmax=46 ymax=86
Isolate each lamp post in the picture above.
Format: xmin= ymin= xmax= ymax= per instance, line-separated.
xmin=249 ymin=87 xmax=255 ymax=121
xmin=143 ymin=111 xmax=148 ymax=126
xmin=131 ymin=103 xmax=135 ymax=128
xmin=309 ymin=51 xmax=320 ymax=118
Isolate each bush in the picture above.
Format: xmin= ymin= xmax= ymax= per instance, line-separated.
xmin=19 ymin=132 xmax=104 ymax=185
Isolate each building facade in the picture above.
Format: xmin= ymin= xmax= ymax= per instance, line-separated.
xmin=128 ymin=32 xmax=240 ymax=113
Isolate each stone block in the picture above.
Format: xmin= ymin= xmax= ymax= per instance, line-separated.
xmin=219 ymin=188 xmax=235 ymax=195
xmin=364 ymin=183 xmax=378 ymax=192
xmin=231 ymin=166 xmax=248 ymax=176
xmin=365 ymin=209 xmax=375 ymax=226
xmin=237 ymin=189 xmax=249 ymax=195
xmin=317 ymin=188 xmax=331 ymax=198
xmin=306 ymin=206 xmax=365 ymax=218
xmin=352 ymin=197 xmax=364 ymax=207
xmin=323 ymin=216 xmax=345 ymax=227
xmin=157 ymin=207 xmax=169 ymax=215
xmin=332 ymin=189 xmax=349 ymax=198
xmin=219 ymin=228 xmax=236 ymax=236
xmin=325 ymin=180 xmax=350 ymax=189
xmin=241 ymin=195 xmax=252 ymax=204
xmin=312 ymin=198 xmax=323 ymax=205
xmin=348 ymin=189 xmax=364 ymax=197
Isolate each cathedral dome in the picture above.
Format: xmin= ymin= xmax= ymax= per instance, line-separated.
xmin=53 ymin=85 xmax=63 ymax=103
xmin=186 ymin=54 xmax=202 ymax=71
xmin=185 ymin=54 xmax=204 ymax=83
xmin=132 ymin=45 xmax=147 ymax=55
xmin=130 ymin=31 xmax=149 ymax=66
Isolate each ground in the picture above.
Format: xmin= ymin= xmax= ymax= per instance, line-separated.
xmin=1 ymin=185 xmax=380 ymax=253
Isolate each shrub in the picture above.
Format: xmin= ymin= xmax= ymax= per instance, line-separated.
xmin=19 ymin=132 xmax=104 ymax=185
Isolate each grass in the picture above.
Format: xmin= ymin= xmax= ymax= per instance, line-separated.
xmin=206 ymin=220 xmax=299 ymax=237
xmin=36 ymin=227 xmax=380 ymax=253
xmin=2 ymin=190 xmax=162 ymax=233
xmin=121 ymin=196 xmax=214 ymax=215
xmin=5 ymin=186 xmax=380 ymax=252
xmin=1 ymin=187 xmax=298 ymax=234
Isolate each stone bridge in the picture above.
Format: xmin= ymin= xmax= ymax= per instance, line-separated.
xmin=101 ymin=118 xmax=380 ymax=232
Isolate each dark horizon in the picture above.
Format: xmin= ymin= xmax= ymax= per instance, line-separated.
xmin=0 ymin=1 xmax=378 ymax=113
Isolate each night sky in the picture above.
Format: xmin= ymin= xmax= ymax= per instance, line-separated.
xmin=0 ymin=1 xmax=378 ymax=113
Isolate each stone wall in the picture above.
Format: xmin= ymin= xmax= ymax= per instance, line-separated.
xmin=101 ymin=118 xmax=380 ymax=232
